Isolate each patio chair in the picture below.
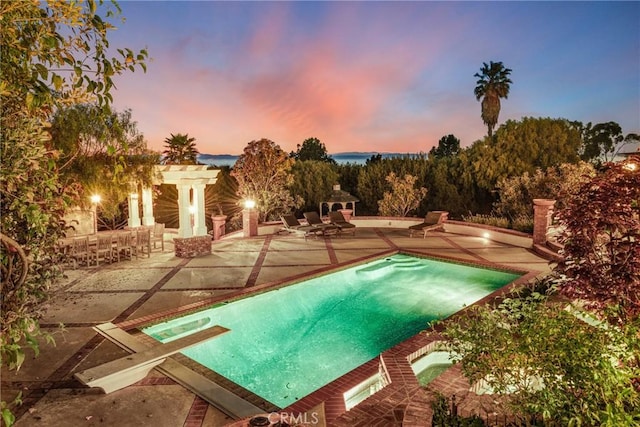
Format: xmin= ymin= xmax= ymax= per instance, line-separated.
xmin=280 ymin=215 xmax=321 ymax=240
xmin=132 ymin=228 xmax=151 ymax=259
xmin=115 ymin=231 xmax=133 ymax=262
xmin=408 ymin=211 xmax=447 ymax=238
xmin=303 ymin=211 xmax=340 ymax=237
xmin=92 ymin=233 xmax=115 ymax=265
xmin=70 ymin=236 xmax=91 ymax=268
xmin=150 ymin=223 xmax=165 ymax=252
xmin=328 ymin=211 xmax=356 ymax=236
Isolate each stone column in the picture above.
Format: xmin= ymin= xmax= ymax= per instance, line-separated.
xmin=533 ymin=199 xmax=556 ymax=246
xmin=243 ymin=208 xmax=258 ymax=238
xmin=191 ymin=183 xmax=207 ymax=236
xmin=177 ymin=183 xmax=193 ymax=238
xmin=141 ymin=187 xmax=155 ymax=226
xmin=211 ymin=215 xmax=227 ymax=240
xmin=127 ymin=192 xmax=141 ymax=228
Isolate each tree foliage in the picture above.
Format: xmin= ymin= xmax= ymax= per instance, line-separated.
xmin=0 ymin=1 xmax=147 ymax=418
xmin=290 ymin=161 xmax=339 ymax=213
xmin=474 ymin=61 xmax=512 ymax=137
xmin=471 ymin=117 xmax=582 ymax=193
xmin=231 ymin=139 xmax=302 ymax=222
xmin=356 ymin=155 xmax=429 ymax=215
xmin=553 ymin=156 xmax=640 ymax=324
xmin=442 ymin=292 xmax=640 ymax=426
xmin=429 ymin=134 xmax=461 ymax=159
xmin=50 ymin=104 xmax=159 ymax=221
xmin=290 ymin=137 xmax=335 ymax=163
xmin=162 ymin=133 xmax=199 ymax=165
xmin=378 ymin=172 xmax=428 ymax=217
xmin=493 ymin=161 xmax=596 ymax=219
xmin=1 ymin=0 xmax=147 ymax=120
xmin=580 ymin=121 xmax=640 ymax=164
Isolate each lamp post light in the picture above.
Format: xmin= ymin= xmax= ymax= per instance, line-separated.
xmin=242 ymin=199 xmax=258 ymax=237
xmin=90 ymin=194 xmax=101 ymax=234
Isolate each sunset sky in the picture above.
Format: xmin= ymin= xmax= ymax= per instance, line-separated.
xmin=109 ymin=1 xmax=640 ymax=155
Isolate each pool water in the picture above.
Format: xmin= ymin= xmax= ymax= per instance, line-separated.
xmin=142 ymin=254 xmax=520 ymax=408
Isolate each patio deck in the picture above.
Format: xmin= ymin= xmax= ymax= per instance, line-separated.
xmin=1 ymin=226 xmax=551 ymax=427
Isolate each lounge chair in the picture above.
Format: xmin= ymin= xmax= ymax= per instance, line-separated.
xmin=408 ymin=211 xmax=447 ymax=238
xmin=280 ymin=215 xmax=321 ymax=240
xmin=328 ymin=211 xmax=356 ymax=236
xmin=303 ymin=211 xmax=340 ymax=236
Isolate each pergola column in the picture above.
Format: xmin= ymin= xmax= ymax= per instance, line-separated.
xmin=191 ymin=183 xmax=207 ymax=236
xmin=177 ymin=183 xmax=193 ymax=238
xmin=141 ymin=187 xmax=155 ymax=226
xmin=127 ymin=193 xmax=141 ymax=228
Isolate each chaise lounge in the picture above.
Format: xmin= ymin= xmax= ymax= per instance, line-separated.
xmin=280 ymin=214 xmax=323 ymax=240
xmin=302 ymin=211 xmax=340 ymax=237
xmin=328 ymin=211 xmax=356 ymax=236
xmin=408 ymin=211 xmax=448 ymax=238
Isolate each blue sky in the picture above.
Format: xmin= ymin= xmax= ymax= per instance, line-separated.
xmin=108 ymin=1 xmax=640 ymax=155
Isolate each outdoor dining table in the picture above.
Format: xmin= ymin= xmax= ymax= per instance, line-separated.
xmin=56 ymin=229 xmax=148 ymax=267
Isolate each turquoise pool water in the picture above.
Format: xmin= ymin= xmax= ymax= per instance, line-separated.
xmin=142 ymin=254 xmax=520 ymax=408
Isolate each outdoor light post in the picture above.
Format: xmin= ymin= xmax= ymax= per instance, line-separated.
xmin=242 ymin=199 xmax=258 ymax=238
xmin=90 ymin=194 xmax=101 ymax=234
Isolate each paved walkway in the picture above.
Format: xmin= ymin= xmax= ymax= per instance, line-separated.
xmin=1 ymin=226 xmax=551 ymax=427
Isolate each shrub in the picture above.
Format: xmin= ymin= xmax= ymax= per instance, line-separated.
xmin=510 ymin=214 xmax=533 ymax=233
xmin=462 ymin=213 xmax=509 ymax=229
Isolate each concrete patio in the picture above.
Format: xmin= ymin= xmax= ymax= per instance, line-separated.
xmin=1 ymin=224 xmax=552 ymax=427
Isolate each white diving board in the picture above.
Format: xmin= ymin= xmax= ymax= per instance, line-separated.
xmin=75 ymin=325 xmax=229 ymax=394
xmin=76 ymin=322 xmax=263 ymax=419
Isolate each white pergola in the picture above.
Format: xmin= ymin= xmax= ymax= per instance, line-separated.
xmin=127 ymin=165 xmax=220 ymax=238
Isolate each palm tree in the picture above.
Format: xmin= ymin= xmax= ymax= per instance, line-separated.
xmin=162 ymin=133 xmax=199 ymax=164
xmin=474 ymin=61 xmax=512 ymax=137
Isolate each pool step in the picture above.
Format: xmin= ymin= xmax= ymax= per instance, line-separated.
xmin=75 ymin=324 xmax=229 ymax=394
xmin=355 ymin=258 xmax=424 ymax=277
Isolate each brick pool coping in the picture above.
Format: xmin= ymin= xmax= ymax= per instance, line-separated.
xmin=114 ymin=248 xmax=539 ymax=425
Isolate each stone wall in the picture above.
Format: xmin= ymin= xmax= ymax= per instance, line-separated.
xmin=173 ymin=236 xmax=211 ymax=258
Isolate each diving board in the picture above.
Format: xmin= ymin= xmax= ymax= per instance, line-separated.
xmin=75 ymin=325 xmax=229 ymax=394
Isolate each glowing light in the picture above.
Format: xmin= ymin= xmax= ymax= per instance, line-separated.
xmin=482 ymin=232 xmax=490 ymax=239
xmin=90 ymin=194 xmax=101 ymax=204
xmin=623 ymin=161 xmax=637 ymax=171
xmin=244 ymin=199 xmax=256 ymax=209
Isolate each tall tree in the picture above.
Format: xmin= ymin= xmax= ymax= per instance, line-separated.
xmin=471 ymin=117 xmax=582 ymax=193
xmin=291 ymin=137 xmax=336 ymax=163
xmin=378 ymin=172 xmax=428 ymax=217
xmin=162 ymin=133 xmax=199 ymax=165
xmin=50 ymin=104 xmax=158 ymax=221
xmin=290 ymin=161 xmax=339 ymax=213
xmin=0 ymin=0 xmax=147 ymax=422
xmin=231 ymin=138 xmax=302 ymax=222
xmin=474 ymin=61 xmax=512 ymax=137
xmin=429 ymin=134 xmax=461 ymax=158
xmin=580 ymin=121 xmax=639 ymax=164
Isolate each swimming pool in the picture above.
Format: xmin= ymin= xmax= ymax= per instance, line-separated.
xmin=142 ymin=254 xmax=520 ymax=408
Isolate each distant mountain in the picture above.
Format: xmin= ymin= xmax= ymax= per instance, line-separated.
xmin=197 ymin=151 xmax=415 ymax=166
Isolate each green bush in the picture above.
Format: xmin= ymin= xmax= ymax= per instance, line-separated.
xmin=462 ymin=213 xmax=509 ymax=229
xmin=510 ymin=214 xmax=533 ymax=233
